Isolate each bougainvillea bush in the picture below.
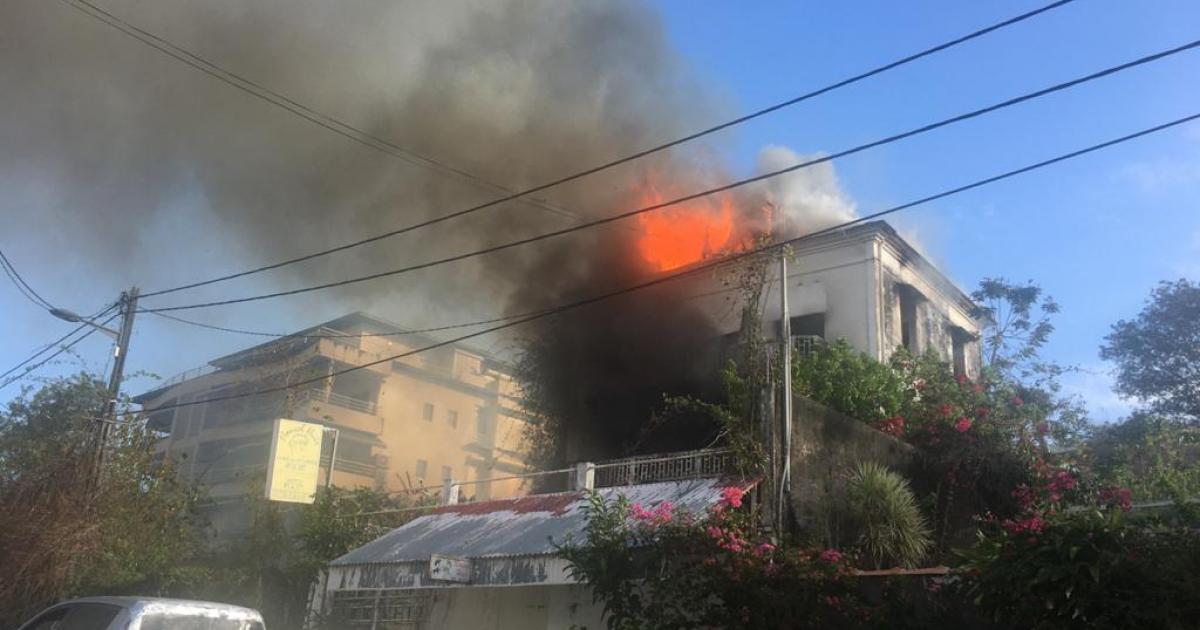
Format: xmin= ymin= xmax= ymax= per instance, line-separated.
xmin=959 ymin=496 xmax=1200 ymax=629
xmin=794 ymin=342 xmax=1055 ymax=549
xmin=560 ymin=487 xmax=875 ymax=629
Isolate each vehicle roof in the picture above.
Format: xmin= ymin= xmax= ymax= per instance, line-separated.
xmin=53 ymin=597 xmax=262 ymax=619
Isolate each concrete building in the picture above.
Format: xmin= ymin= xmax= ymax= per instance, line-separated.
xmin=693 ymin=220 xmax=983 ymax=377
xmin=135 ymin=312 xmax=533 ymax=541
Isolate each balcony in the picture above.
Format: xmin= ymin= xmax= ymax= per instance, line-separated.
xmin=296 ymin=388 xmax=377 ymax=415
xmin=594 ymin=448 xmax=736 ymax=488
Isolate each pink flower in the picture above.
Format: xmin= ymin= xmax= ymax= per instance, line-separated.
xmin=938 ymin=403 xmax=953 ymax=417
xmin=706 ymin=525 xmax=723 ymax=539
xmin=955 ymin=417 xmax=972 ymax=433
xmin=1036 ymin=422 xmax=1049 ymax=435
xmin=720 ymin=486 xmax=745 ymax=509
xmin=1011 ymin=395 xmax=1024 ymax=407
xmin=630 ymin=503 xmax=651 ymax=521
xmin=757 ymin=542 xmax=776 ymax=555
xmin=819 ymin=549 xmax=843 ymax=563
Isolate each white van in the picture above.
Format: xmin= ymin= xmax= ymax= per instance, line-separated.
xmin=17 ymin=597 xmax=264 ymax=630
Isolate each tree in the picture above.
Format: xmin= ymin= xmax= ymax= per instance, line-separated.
xmin=1101 ymin=279 xmax=1200 ymax=420
xmin=0 ymin=373 xmax=203 ymax=627
xmin=970 ymin=277 xmax=1060 ymax=378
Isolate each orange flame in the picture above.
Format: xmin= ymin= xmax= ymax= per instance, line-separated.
xmin=636 ymin=180 xmax=738 ymax=272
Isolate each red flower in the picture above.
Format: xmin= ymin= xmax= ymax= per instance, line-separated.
xmin=1035 ymin=422 xmax=1049 ymax=435
xmin=720 ymin=486 xmax=745 ymax=509
xmin=1011 ymin=395 xmax=1024 ymax=407
xmin=939 ymin=403 xmax=953 ymax=417
xmin=955 ymin=417 xmax=972 ymax=433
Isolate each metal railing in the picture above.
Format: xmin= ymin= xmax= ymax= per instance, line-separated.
xmin=792 ymin=335 xmax=825 ymax=359
xmin=297 ymin=388 xmax=377 ymax=415
xmin=594 ymin=448 xmax=736 ymax=488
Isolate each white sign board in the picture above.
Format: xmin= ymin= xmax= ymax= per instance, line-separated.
xmin=430 ymin=554 xmax=472 ymax=583
xmin=264 ymin=418 xmax=324 ymax=504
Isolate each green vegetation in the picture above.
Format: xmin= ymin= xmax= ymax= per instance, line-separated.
xmin=0 ymin=374 xmax=203 ymax=627
xmin=845 ymin=462 xmax=931 ymax=569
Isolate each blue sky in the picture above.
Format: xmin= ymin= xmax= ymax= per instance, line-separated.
xmin=649 ymin=0 xmax=1200 ymax=419
xmin=2 ymin=0 xmax=1197 ymax=421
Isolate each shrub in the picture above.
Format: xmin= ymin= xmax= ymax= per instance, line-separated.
xmin=845 ymin=463 xmax=932 ymax=569
xmin=793 ymin=339 xmax=909 ymax=423
xmin=560 ymin=490 xmax=871 ymax=629
xmin=959 ymin=507 xmax=1200 ymax=629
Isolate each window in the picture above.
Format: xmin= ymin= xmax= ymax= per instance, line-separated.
xmin=898 ymin=284 xmax=923 ymax=352
xmin=415 ymin=459 xmax=428 ymax=481
xmin=446 ymin=410 xmax=458 ymax=428
xmin=475 ymin=407 xmax=488 ymax=435
xmin=24 ymin=603 xmax=122 ymax=630
xmin=422 ymin=403 xmax=434 ymax=422
xmin=952 ymin=327 xmax=973 ymax=377
xmin=442 ymin=465 xmax=453 ymax=482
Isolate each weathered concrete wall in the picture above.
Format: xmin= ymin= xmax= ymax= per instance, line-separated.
xmin=787 ymin=397 xmax=914 ymax=543
xmin=423 ymin=585 xmax=607 ymax=630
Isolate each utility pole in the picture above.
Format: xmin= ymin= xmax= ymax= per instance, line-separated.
xmin=777 ymin=254 xmax=792 ymax=532
xmin=94 ymin=287 xmax=139 ymax=476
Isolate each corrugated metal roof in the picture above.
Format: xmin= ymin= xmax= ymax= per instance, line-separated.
xmin=333 ymin=477 xmax=753 ymax=566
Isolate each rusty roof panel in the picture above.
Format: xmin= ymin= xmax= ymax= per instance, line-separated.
xmin=333 ymin=477 xmax=753 ymax=566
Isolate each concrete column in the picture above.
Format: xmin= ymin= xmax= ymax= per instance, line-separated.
xmin=441 ymin=478 xmax=460 ymax=505
xmin=574 ymin=462 xmax=595 ymax=491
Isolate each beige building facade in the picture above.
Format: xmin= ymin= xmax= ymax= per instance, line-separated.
xmin=136 ymin=312 xmax=532 ymax=541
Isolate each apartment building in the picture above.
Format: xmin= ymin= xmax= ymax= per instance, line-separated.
xmin=135 ymin=312 xmax=531 ymax=541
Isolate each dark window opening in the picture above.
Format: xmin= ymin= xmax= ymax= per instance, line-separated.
xmin=789 ymin=313 xmax=825 ymax=338
xmin=952 ymin=327 xmax=973 ymax=377
xmin=898 ymin=284 xmax=923 ymax=352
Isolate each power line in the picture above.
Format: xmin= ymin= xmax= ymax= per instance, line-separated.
xmin=0 ymin=311 xmax=121 ymax=391
xmin=139 ymin=39 xmax=1200 ymax=314
xmin=128 ymin=0 xmax=1079 ymax=299
xmin=0 ymin=248 xmax=55 ymax=310
xmin=57 ymin=0 xmax=610 ymax=237
xmin=147 ymin=308 xmax=552 ymax=339
xmin=0 ymin=303 xmax=119 ymax=383
xmin=134 ymin=110 xmax=1200 ymax=414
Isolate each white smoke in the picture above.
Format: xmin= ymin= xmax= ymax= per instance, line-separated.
xmin=754 ymin=145 xmax=857 ymax=236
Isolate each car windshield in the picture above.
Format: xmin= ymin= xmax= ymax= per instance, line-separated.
xmin=137 ymin=615 xmax=262 ymax=630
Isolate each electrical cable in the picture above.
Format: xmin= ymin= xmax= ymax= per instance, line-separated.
xmin=147 ymin=308 xmax=552 ymax=339
xmin=134 ymin=110 xmax=1200 ymax=414
xmin=0 ymin=311 xmax=122 ymax=391
xmin=139 ymin=39 xmax=1200 ymax=314
xmin=58 ymin=0 xmax=611 ymax=233
xmin=0 ymin=248 xmax=55 ymax=310
xmin=0 ymin=303 xmax=119 ymax=383
xmin=117 ymin=0 xmax=1080 ymax=298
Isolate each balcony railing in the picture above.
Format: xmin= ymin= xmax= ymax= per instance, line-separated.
xmin=297 ymin=388 xmax=377 ymax=415
xmin=792 ymin=335 xmax=825 ymax=359
xmin=594 ymin=448 xmax=736 ymax=488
